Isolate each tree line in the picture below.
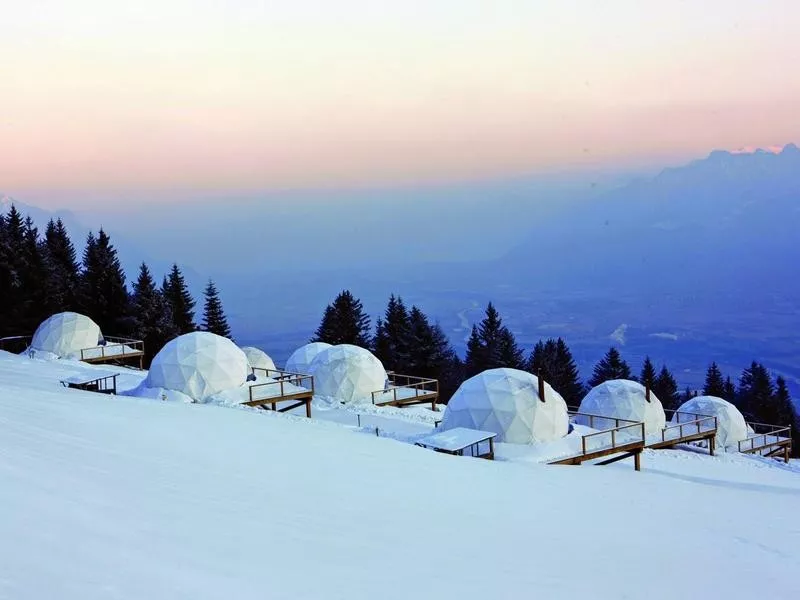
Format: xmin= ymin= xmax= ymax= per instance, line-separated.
xmin=313 ymin=290 xmax=799 ymax=455
xmin=0 ymin=205 xmax=233 ymax=365
xmin=2 ymin=206 xmax=797 ymax=455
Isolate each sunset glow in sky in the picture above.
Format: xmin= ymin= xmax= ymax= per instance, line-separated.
xmin=2 ymin=0 xmax=799 ymax=195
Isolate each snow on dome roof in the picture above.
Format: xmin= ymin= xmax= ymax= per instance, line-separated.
xmin=30 ymin=312 xmax=102 ymax=358
xmin=440 ymin=368 xmax=569 ymax=445
xmin=578 ymin=379 xmax=666 ymax=435
xmin=674 ymin=396 xmax=748 ymax=449
xmin=308 ymin=344 xmax=386 ymax=404
xmin=285 ymin=342 xmax=331 ymax=374
xmin=146 ymin=332 xmax=248 ymax=402
xmin=240 ymin=346 xmax=276 ymax=373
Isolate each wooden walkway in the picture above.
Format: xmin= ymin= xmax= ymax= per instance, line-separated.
xmin=549 ymin=412 xmax=646 ymax=471
xmin=646 ymin=410 xmax=718 ymax=454
xmin=79 ymin=337 xmax=145 ymax=369
xmin=243 ymin=368 xmax=315 ymax=418
xmin=371 ymin=373 xmax=439 ymax=410
xmin=738 ymin=422 xmax=792 ymax=463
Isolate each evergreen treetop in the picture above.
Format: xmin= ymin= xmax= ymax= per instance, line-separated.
xmin=312 ymin=290 xmax=371 ymax=347
xmin=201 ymin=279 xmax=232 ymax=339
xmin=703 ymin=362 xmax=726 ymax=397
xmin=587 ymin=347 xmax=632 ymax=388
xmin=162 ymin=263 xmax=196 ymax=334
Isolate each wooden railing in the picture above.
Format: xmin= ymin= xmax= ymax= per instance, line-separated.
xmin=371 ymin=373 xmax=439 ymax=407
xmin=248 ymin=368 xmax=315 ymax=403
xmin=738 ymin=422 xmax=792 ymax=454
xmin=578 ymin=420 xmax=646 ymax=457
xmin=659 ymin=410 xmax=717 ymax=444
xmin=79 ymin=337 xmax=145 ymax=361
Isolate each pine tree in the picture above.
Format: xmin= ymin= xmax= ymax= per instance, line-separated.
xmin=0 ymin=206 xmax=27 ymax=334
xmin=162 ymin=264 xmax=196 ymax=334
xmin=373 ymin=295 xmax=411 ymax=372
xmin=405 ymin=306 xmax=461 ymax=400
xmin=527 ymin=338 xmax=584 ymax=406
xmin=497 ymin=327 xmax=525 ymax=370
xmin=723 ymin=376 xmax=737 ymax=402
xmin=0 ymin=212 xmax=16 ymax=334
xmin=587 ymin=347 xmax=632 ymax=388
xmin=703 ymin=362 xmax=726 ymax=397
xmin=464 ymin=325 xmax=484 ymax=377
xmin=80 ymin=229 xmax=131 ymax=334
xmin=43 ymin=218 xmax=81 ymax=312
xmin=201 ymin=279 xmax=232 ymax=339
xmin=131 ymin=263 xmax=178 ymax=366
xmin=312 ymin=290 xmax=371 ymax=346
xmin=653 ymin=365 xmax=680 ymax=411
xmin=737 ymin=361 xmax=775 ymax=420
xmin=639 ymin=356 xmax=657 ymax=391
xmin=772 ymin=377 xmax=800 ymax=457
xmin=20 ymin=216 xmax=50 ymax=331
xmin=464 ymin=303 xmax=521 ymax=376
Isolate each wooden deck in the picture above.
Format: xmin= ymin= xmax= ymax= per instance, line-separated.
xmin=60 ymin=371 xmax=119 ymax=394
xmin=647 ymin=410 xmax=718 ymax=454
xmin=371 ymin=373 xmax=439 ymax=410
xmin=738 ymin=422 xmax=792 ymax=463
xmin=79 ymin=337 xmax=145 ymax=369
xmin=415 ymin=428 xmax=497 ymax=460
xmin=243 ymin=368 xmax=315 ymax=418
xmin=550 ymin=412 xmax=646 ymax=471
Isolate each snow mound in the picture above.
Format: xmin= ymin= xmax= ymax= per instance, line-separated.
xmin=309 ymin=344 xmax=387 ymax=404
xmin=142 ymin=332 xmax=248 ymax=402
xmin=29 ymin=312 xmax=102 ymax=358
xmin=240 ymin=346 xmax=276 ymax=372
xmin=578 ymin=379 xmax=666 ymax=435
xmin=674 ymin=395 xmax=748 ymax=450
xmin=285 ymin=341 xmax=331 ymax=374
xmin=440 ymin=368 xmax=569 ymax=444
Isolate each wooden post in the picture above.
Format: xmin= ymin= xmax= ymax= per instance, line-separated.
xmin=537 ymin=370 xmax=546 ymax=403
xmin=489 ymin=437 xmax=495 ymax=460
xmin=645 ymin=384 xmax=651 ymax=402
xmin=634 ymin=451 xmax=641 ymax=472
xmin=709 ymin=435 xmax=715 ymax=456
xmin=305 ymin=398 xmax=311 ymax=418
xmin=785 ymin=446 xmax=790 ymax=464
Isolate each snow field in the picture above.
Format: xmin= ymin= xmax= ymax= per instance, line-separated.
xmin=1 ymin=351 xmax=800 ymax=599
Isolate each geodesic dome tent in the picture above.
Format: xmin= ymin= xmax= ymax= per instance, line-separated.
xmin=145 ymin=332 xmax=249 ymax=402
xmin=241 ymin=346 xmax=276 ymax=373
xmin=440 ymin=368 xmax=569 ymax=444
xmin=308 ymin=344 xmax=387 ymax=404
xmin=578 ymin=379 xmax=666 ymax=435
xmin=674 ymin=395 xmax=748 ymax=449
xmin=285 ymin=342 xmax=331 ymax=374
xmin=29 ymin=312 xmax=102 ymax=358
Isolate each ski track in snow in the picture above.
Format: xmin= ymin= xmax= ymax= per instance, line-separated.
xmin=1 ymin=350 xmax=800 ymax=600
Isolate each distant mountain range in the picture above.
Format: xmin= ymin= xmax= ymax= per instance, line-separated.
xmin=3 ymin=145 xmax=799 ymax=398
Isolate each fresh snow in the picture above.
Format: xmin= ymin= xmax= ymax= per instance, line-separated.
xmin=1 ymin=350 xmax=800 ymax=600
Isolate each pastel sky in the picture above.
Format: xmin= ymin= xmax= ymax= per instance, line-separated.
xmin=2 ymin=0 xmax=799 ymax=197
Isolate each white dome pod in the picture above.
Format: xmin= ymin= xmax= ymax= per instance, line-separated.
xmin=146 ymin=332 xmax=249 ymax=402
xmin=285 ymin=342 xmax=332 ymax=374
xmin=578 ymin=379 xmax=666 ymax=435
xmin=674 ymin=396 xmax=748 ymax=450
xmin=30 ymin=312 xmax=102 ymax=358
xmin=308 ymin=344 xmax=387 ymax=404
xmin=440 ymin=368 xmax=569 ymax=444
xmin=241 ymin=346 xmax=276 ymax=373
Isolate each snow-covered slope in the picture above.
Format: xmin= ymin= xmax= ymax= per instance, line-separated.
xmin=1 ymin=351 xmax=799 ymax=600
